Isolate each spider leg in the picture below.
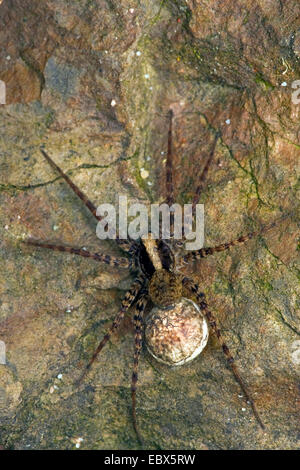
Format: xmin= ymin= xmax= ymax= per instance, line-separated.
xmin=131 ymin=293 xmax=148 ymax=445
xmin=77 ymin=276 xmax=145 ymax=383
xmin=41 ymin=149 xmax=102 ymax=221
xmin=159 ymin=109 xmax=178 ymax=239
xmin=191 ymin=131 xmax=220 ymax=215
xmin=182 ymin=277 xmax=265 ymax=430
xmin=40 ymin=149 xmax=131 ymax=252
xmin=24 ymin=239 xmax=131 ymax=268
xmin=181 ymin=218 xmax=284 ymax=264
xmin=164 ymin=110 xmax=176 ymax=240
xmin=172 ymin=130 xmax=220 ymax=248
xmin=166 ymin=109 xmax=174 ymax=207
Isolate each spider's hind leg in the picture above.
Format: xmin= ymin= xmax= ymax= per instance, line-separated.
xmin=131 ymin=293 xmax=148 ymax=445
xmin=77 ymin=276 xmax=145 ymax=383
xmin=182 ymin=277 xmax=265 ymax=430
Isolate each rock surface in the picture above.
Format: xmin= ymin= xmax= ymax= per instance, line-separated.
xmin=0 ymin=0 xmax=299 ymax=450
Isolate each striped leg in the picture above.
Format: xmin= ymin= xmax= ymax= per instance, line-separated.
xmin=40 ymin=149 xmax=131 ymax=251
xmin=24 ymin=239 xmax=130 ymax=268
xmin=41 ymin=149 xmax=101 ymax=221
xmin=78 ymin=276 xmax=145 ymax=383
xmin=191 ymin=131 xmax=220 ymax=215
xmin=173 ymin=131 xmax=220 ymax=248
xmin=165 ymin=110 xmax=176 ymax=239
xmin=182 ymin=277 xmax=265 ymax=430
xmin=131 ymin=294 xmax=148 ymax=444
xmin=166 ymin=110 xmax=174 ymax=207
xmin=181 ymin=218 xmax=283 ymax=264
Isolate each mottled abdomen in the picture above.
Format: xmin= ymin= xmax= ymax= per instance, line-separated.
xmin=145 ymin=298 xmax=209 ymax=366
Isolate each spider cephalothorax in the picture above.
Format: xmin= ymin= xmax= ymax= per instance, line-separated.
xmin=23 ymin=109 xmax=287 ymax=444
xmin=148 ymin=268 xmax=182 ymax=308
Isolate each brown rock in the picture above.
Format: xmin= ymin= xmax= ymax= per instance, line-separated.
xmin=0 ymin=0 xmax=299 ymax=451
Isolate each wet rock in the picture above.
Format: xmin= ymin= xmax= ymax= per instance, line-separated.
xmin=0 ymin=0 xmax=299 ymax=450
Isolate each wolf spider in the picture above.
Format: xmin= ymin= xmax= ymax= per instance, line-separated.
xmin=24 ymin=109 xmax=282 ymax=444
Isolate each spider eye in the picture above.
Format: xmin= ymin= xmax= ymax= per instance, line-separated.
xmin=145 ymin=298 xmax=209 ymax=366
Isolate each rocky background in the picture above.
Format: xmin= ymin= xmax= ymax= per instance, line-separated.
xmin=0 ymin=0 xmax=299 ymax=450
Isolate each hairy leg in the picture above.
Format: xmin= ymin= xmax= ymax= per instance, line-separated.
xmin=41 ymin=149 xmax=102 ymax=221
xmin=40 ymin=149 xmax=131 ymax=251
xmin=24 ymin=239 xmax=131 ymax=268
xmin=166 ymin=109 xmax=175 ymax=207
xmin=182 ymin=277 xmax=265 ymax=429
xmin=173 ymin=130 xmax=219 ymax=248
xmin=78 ymin=276 xmax=145 ymax=383
xmin=131 ymin=294 xmax=148 ymax=444
xmin=180 ymin=131 xmax=220 ymax=246
xmin=180 ymin=217 xmax=286 ymax=264
xmin=191 ymin=131 xmax=220 ymax=215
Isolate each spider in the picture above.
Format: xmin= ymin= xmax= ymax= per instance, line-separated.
xmin=24 ymin=109 xmax=282 ymax=444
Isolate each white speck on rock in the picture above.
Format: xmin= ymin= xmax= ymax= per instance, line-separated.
xmin=111 ymin=99 xmax=116 ymax=107
xmin=75 ymin=437 xmax=84 ymax=449
xmin=6 ymin=55 xmax=11 ymax=61
xmin=225 ymin=119 xmax=231 ymax=125
xmin=140 ymin=168 xmax=149 ymax=179
xmin=281 ymin=81 xmax=287 ymax=87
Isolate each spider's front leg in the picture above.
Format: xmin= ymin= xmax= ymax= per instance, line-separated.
xmin=24 ymin=239 xmax=131 ymax=267
xmin=182 ymin=277 xmax=265 ymax=430
xmin=40 ymin=149 xmax=132 ymax=252
xmin=180 ymin=215 xmax=289 ymax=264
xmin=166 ymin=109 xmax=175 ymax=208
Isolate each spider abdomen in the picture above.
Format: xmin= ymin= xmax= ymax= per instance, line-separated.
xmin=145 ymin=298 xmax=209 ymax=366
